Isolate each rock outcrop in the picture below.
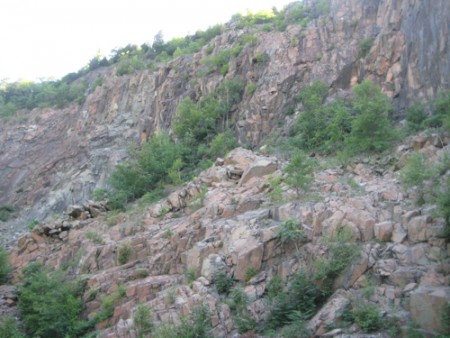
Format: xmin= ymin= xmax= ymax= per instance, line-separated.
xmin=4 ymin=137 xmax=449 ymax=337
xmin=1 ymin=0 xmax=449 ymax=243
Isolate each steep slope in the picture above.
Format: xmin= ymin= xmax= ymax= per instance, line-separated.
xmin=6 ymin=133 xmax=450 ymax=337
xmin=1 ymin=0 xmax=449 ymax=245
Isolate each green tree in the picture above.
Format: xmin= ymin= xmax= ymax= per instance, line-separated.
xmin=0 ymin=317 xmax=24 ymax=338
xmin=285 ymin=150 xmax=314 ymax=198
xmin=290 ymin=81 xmax=329 ymax=150
xmin=133 ymin=304 xmax=153 ymax=338
xmin=18 ymin=263 xmax=86 ymax=337
xmin=347 ymin=80 xmax=396 ymax=153
xmin=0 ymin=245 xmax=11 ymax=284
xmin=277 ymin=219 xmax=305 ymax=252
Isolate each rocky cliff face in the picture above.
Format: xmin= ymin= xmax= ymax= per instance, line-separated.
xmin=5 ymin=134 xmax=450 ymax=337
xmin=1 ymin=0 xmax=449 ymax=243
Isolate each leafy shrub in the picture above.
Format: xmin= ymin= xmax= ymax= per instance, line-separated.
xmin=322 ymin=100 xmax=353 ymax=153
xmin=174 ymin=79 xmax=243 ymax=168
xmin=285 ymin=150 xmax=314 ymax=198
xmin=277 ymin=219 xmax=306 ymax=252
xmin=267 ymin=175 xmax=284 ymax=204
xmin=253 ymin=52 xmax=268 ymax=63
xmin=400 ymin=152 xmax=435 ymax=204
xmin=225 ymin=287 xmax=256 ymax=333
xmin=227 ymin=287 xmax=249 ymax=313
xmin=245 ymin=267 xmax=258 ymax=282
xmin=92 ymin=188 xmax=109 ymax=201
xmin=134 ymin=269 xmax=149 ymax=278
xmin=118 ymin=243 xmax=132 ymax=265
xmin=110 ymin=133 xmax=181 ymax=204
xmin=266 ymin=275 xmax=284 ymax=300
xmin=0 ymin=205 xmax=14 ymax=222
xmin=234 ymin=310 xmax=256 ymax=333
xmin=352 ymin=303 xmax=382 ymax=333
xmin=265 ymin=270 xmax=323 ymax=330
xmin=215 ymin=271 xmax=234 ymax=294
xmin=426 ymin=91 xmax=450 ymax=130
xmin=207 ymin=130 xmax=239 ymax=159
xmin=133 ymin=304 xmax=153 ymax=338
xmin=358 ymin=38 xmax=373 ymax=58
xmin=279 ymin=313 xmax=311 ymax=338
xmin=0 ymin=316 xmax=24 ymax=338
xmin=0 ymin=245 xmax=11 ymax=284
xmin=437 ymin=179 xmax=450 ymax=241
xmin=203 ymin=45 xmax=242 ymax=74
xmin=290 ymin=81 xmax=329 ymax=150
xmin=85 ymin=231 xmax=104 ymax=245
xmin=163 ymin=228 xmax=173 ymax=238
xmin=116 ymin=54 xmax=145 ymax=76
xmin=98 ymin=292 xmax=121 ymax=321
xmin=27 ymin=219 xmax=39 ymax=230
xmin=346 ymin=80 xmax=397 ymax=153
xmin=185 ymin=266 xmax=197 ymax=285
xmin=17 ymin=263 xmax=88 ymax=337
xmin=441 ymin=303 xmax=450 ymax=334
xmin=406 ymin=103 xmax=428 ymax=132
xmin=314 ymin=226 xmax=360 ymax=288
xmin=245 ymin=82 xmax=257 ymax=97
xmin=153 ymin=304 xmax=212 ymax=338
xmin=400 ymin=152 xmax=433 ymax=187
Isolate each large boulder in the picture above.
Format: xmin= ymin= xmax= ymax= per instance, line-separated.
xmin=238 ymin=158 xmax=278 ymax=187
xmin=410 ymin=286 xmax=450 ymax=333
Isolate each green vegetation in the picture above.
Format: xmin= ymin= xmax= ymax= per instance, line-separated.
xmin=153 ymin=304 xmax=212 ymax=338
xmin=399 ymin=152 xmax=450 ymax=239
xmin=0 ymin=79 xmax=87 ymax=120
xmin=163 ymin=228 xmax=173 ymax=238
xmin=185 ymin=266 xmax=197 ymax=285
xmin=265 ymin=270 xmax=323 ymax=330
xmin=358 ymin=38 xmax=373 ymax=58
xmin=406 ymin=103 xmax=427 ymax=132
xmin=277 ymin=219 xmax=306 ymax=252
xmin=266 ymin=275 xmax=284 ymax=300
xmin=405 ymin=91 xmax=450 ymax=132
xmin=227 ymin=287 xmax=256 ymax=334
xmin=118 ymin=243 xmax=132 ymax=265
xmin=133 ymin=304 xmax=153 ymax=338
xmin=215 ymin=271 xmax=234 ymax=294
xmin=285 ymin=150 xmax=314 ymax=198
xmin=288 ymin=80 xmax=397 ymax=155
xmin=0 ymin=205 xmax=14 ymax=222
xmin=426 ymin=91 xmax=450 ymax=129
xmin=26 ymin=219 xmax=39 ymax=230
xmin=0 ymin=23 xmax=224 ymax=120
xmin=0 ymin=245 xmax=11 ymax=284
xmin=110 ymin=133 xmax=182 ymax=204
xmin=267 ymin=175 xmax=284 ymax=204
xmin=400 ymin=152 xmax=434 ymax=204
xmin=245 ymin=267 xmax=258 ymax=282
xmin=202 ymin=44 xmax=243 ymax=75
xmin=101 ymin=78 xmax=243 ymax=211
xmin=348 ymin=80 xmax=397 ymax=152
xmin=314 ymin=226 xmax=360 ymax=286
xmin=263 ymin=229 xmax=358 ymax=335
xmin=233 ymin=0 xmax=331 ymax=31
xmin=85 ymin=231 xmax=104 ymax=245
xmin=17 ymin=263 xmax=92 ymax=337
xmin=93 ymin=284 xmax=127 ymax=323
xmin=352 ymin=303 xmax=382 ymax=333
xmin=437 ymin=179 xmax=450 ymax=241
xmin=0 ymin=317 xmax=24 ymax=338
xmin=92 ymin=188 xmax=109 ymax=201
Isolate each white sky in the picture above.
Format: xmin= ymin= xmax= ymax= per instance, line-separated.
xmin=0 ymin=0 xmax=292 ymax=82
